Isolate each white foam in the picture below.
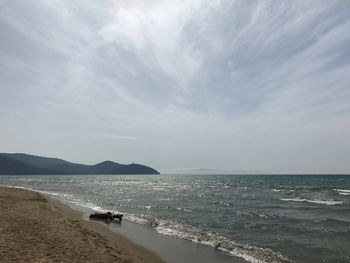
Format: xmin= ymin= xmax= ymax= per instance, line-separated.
xmin=333 ymin=189 xmax=350 ymax=193
xmin=124 ymin=214 xmax=151 ymax=225
xmin=333 ymin=189 xmax=350 ymax=196
xmin=70 ymin=201 xmax=105 ymax=212
xmin=126 ymin=215 xmax=269 ymax=261
xmin=333 ymin=189 xmax=350 ymax=195
xmin=152 ymin=186 xmax=170 ymax=192
xmin=223 ymin=245 xmax=291 ymax=263
xmin=280 ymin=198 xmax=344 ymax=206
xmin=150 ymin=218 xmax=292 ymax=263
xmin=35 ymin=190 xmax=61 ymax=196
xmin=176 ymin=207 xmax=192 ymax=213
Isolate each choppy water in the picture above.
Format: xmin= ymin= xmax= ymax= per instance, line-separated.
xmin=1 ymin=174 xmax=349 ymax=263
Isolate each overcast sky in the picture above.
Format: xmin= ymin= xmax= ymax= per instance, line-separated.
xmin=1 ymin=0 xmax=350 ymax=173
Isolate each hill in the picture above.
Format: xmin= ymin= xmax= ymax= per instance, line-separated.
xmin=0 ymin=153 xmax=159 ymax=175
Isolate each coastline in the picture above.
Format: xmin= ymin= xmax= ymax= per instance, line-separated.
xmin=50 ymin=192 xmax=244 ymax=263
xmin=1 ymin=174 xmax=349 ymax=263
xmin=0 ymin=186 xmax=164 ymax=263
xmin=0 ymin=185 xmax=242 ymax=263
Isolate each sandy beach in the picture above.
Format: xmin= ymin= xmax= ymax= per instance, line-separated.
xmin=0 ymin=186 xmax=164 ymax=263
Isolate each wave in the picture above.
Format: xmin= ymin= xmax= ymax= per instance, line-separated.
xmin=117 ymin=213 xmax=291 ymax=263
xmin=236 ymin=211 xmax=276 ymax=219
xmin=35 ymin=190 xmax=62 ymax=196
xmin=317 ymin=217 xmax=350 ymax=225
xmin=333 ymin=189 xmax=350 ymax=193
xmin=2 ymin=185 xmax=292 ymax=262
xmin=272 ymin=189 xmax=294 ymax=193
xmin=139 ymin=205 xmax=152 ymax=210
xmin=280 ymin=198 xmax=345 ymax=206
xmin=70 ymin=201 xmax=105 ymax=212
xmin=333 ymin=189 xmax=350 ymax=195
xmin=176 ymin=207 xmax=193 ymax=213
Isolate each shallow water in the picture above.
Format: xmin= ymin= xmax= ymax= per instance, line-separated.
xmin=1 ymin=174 xmax=349 ymax=263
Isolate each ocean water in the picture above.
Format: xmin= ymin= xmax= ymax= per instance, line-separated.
xmin=1 ymin=174 xmax=349 ymax=263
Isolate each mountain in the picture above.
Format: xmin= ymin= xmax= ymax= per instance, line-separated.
xmin=0 ymin=155 xmax=64 ymax=175
xmin=0 ymin=153 xmax=160 ymax=175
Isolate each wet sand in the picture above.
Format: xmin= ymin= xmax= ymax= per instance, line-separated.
xmin=0 ymin=186 xmax=164 ymax=263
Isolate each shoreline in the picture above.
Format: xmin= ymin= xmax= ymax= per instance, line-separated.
xmin=1 ymin=185 xmax=242 ymax=263
xmin=1 ymin=175 xmax=349 ymax=263
xmin=0 ymin=186 xmax=165 ymax=263
xmin=48 ymin=190 xmax=244 ymax=263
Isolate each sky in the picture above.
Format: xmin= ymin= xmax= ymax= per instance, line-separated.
xmin=1 ymin=0 xmax=350 ymax=174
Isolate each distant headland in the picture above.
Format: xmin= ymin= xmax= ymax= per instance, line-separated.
xmin=0 ymin=153 xmax=160 ymax=175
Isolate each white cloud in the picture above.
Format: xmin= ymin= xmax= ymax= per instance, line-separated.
xmin=1 ymin=0 xmax=350 ymax=173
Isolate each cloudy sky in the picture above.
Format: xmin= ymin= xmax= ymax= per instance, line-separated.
xmin=1 ymin=0 xmax=350 ymax=173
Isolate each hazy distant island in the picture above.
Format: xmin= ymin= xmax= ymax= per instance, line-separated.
xmin=0 ymin=153 xmax=159 ymax=175
xmin=162 ymin=167 xmax=264 ymax=175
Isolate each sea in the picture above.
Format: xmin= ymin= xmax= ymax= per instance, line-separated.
xmin=0 ymin=174 xmax=349 ymax=263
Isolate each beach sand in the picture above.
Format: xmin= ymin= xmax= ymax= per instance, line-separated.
xmin=0 ymin=186 xmax=164 ymax=263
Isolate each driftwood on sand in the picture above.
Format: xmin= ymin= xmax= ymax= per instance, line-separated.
xmin=89 ymin=212 xmax=123 ymax=221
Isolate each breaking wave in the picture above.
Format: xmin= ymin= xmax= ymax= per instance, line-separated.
xmin=280 ymin=197 xmax=345 ymax=206
xmin=333 ymin=189 xmax=350 ymax=196
xmin=120 ymin=214 xmax=292 ymax=263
